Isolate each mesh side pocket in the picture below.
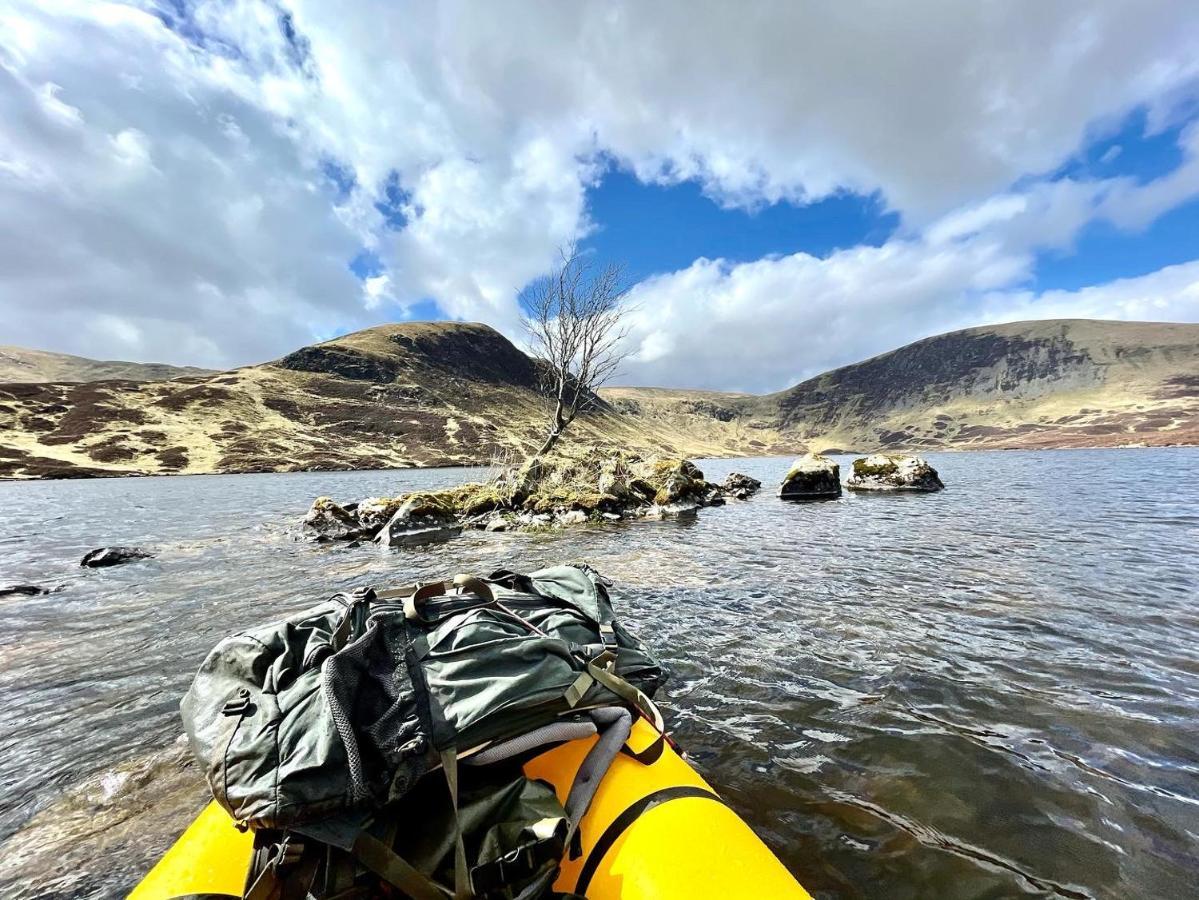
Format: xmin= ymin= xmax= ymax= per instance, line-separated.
xmin=322 ymin=613 xmax=430 ymax=806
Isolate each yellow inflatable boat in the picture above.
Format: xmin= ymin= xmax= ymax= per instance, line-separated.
xmin=130 ymin=719 xmax=810 ymax=899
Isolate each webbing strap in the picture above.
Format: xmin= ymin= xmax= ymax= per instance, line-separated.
xmin=582 ymin=655 xmax=667 ymax=765
xmin=351 ymin=832 xmax=447 ymax=900
xmin=242 ymin=836 xmax=319 ymax=900
xmin=573 ymin=786 xmax=724 ymax=895
xmin=440 ymin=748 xmax=473 ymax=899
xmin=330 ymin=588 xmax=373 ymax=652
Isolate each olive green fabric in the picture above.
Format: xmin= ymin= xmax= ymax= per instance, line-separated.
xmin=181 ymin=565 xmax=667 ymax=831
xmin=246 ymin=767 xmax=579 ymax=899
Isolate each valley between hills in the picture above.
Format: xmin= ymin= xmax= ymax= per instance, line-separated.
xmin=0 ymin=318 xmax=1195 ymax=479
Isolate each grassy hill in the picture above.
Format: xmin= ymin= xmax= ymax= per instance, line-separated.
xmin=0 ymin=346 xmax=214 ymax=383
xmin=1 ymin=319 xmax=1194 ymax=479
xmin=605 ymin=319 xmax=1199 ymax=452
xmin=0 ymin=323 xmax=754 ymax=478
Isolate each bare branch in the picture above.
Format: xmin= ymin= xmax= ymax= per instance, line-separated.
xmin=520 ymin=247 xmax=633 ymax=456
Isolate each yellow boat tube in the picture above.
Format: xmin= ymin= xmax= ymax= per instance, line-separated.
xmin=130 ymin=719 xmax=810 ymax=899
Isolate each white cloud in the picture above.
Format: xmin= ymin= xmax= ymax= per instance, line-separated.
xmin=0 ymin=0 xmax=1198 ymax=377
xmin=620 ymin=158 xmax=1199 ymax=391
xmin=0 ymin=0 xmax=369 ymax=366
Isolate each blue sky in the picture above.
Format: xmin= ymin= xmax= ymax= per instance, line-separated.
xmin=579 ymin=106 xmax=1199 ymax=296
xmin=581 ymin=169 xmax=900 ymax=284
xmin=2 ymin=2 xmax=1198 ymax=390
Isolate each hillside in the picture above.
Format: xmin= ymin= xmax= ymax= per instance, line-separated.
xmin=1 ymin=319 xmax=1195 ymax=479
xmin=0 ymin=346 xmax=214 ymax=383
xmin=605 ymin=320 xmax=1199 ymax=452
xmin=0 ymin=323 xmax=751 ymax=479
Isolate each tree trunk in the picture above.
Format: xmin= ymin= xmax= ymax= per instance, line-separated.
xmin=534 ymin=399 xmax=568 ymax=458
xmin=535 ymin=428 xmax=560 ymax=457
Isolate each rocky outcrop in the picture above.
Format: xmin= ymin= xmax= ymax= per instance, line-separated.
xmin=780 ymin=454 xmax=842 ymax=500
xmin=846 ymin=454 xmax=944 ymax=492
xmin=80 ymin=547 xmax=154 ymax=568
xmin=304 ymin=497 xmax=370 ymax=542
xmin=303 ymin=450 xmax=738 ymax=546
xmin=374 ymin=493 xmax=463 ymax=547
xmin=721 ymin=472 xmax=762 ymax=500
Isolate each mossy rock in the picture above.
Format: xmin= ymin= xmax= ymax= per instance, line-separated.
xmin=852 ymin=456 xmax=899 ymax=479
xmin=649 ymin=457 xmax=703 ymax=482
xmin=396 ymin=491 xmax=456 ymax=519
xmin=441 ymin=482 xmax=509 ymax=516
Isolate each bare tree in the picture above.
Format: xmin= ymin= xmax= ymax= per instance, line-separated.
xmin=522 ymin=247 xmax=633 ymax=457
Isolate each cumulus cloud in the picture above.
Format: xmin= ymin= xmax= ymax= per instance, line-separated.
xmin=1 ymin=0 xmax=1198 ymax=376
xmin=620 ymin=149 xmax=1199 ymax=391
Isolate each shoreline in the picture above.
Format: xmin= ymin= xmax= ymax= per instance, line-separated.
xmin=2 ymin=440 xmax=1197 ymax=483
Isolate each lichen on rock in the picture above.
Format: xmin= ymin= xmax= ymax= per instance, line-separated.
xmin=847 ymin=454 xmax=944 ymax=492
xmin=780 ymin=453 xmax=842 ymax=500
xmin=302 ymin=447 xmax=736 ymax=546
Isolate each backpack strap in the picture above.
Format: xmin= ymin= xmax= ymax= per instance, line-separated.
xmin=440 ymin=748 xmax=473 ymax=898
xmin=566 ymin=651 xmax=666 ymax=765
xmin=241 ymin=833 xmax=321 ymax=900
xmin=351 ymin=832 xmax=449 ymax=900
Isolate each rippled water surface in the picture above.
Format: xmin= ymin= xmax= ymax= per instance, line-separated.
xmin=1 ymin=450 xmax=1197 ymax=899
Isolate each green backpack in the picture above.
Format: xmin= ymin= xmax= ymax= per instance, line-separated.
xmin=181 ymin=564 xmax=668 ymax=898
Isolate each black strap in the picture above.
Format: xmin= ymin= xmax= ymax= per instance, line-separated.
xmin=440 ymin=748 xmax=472 ymax=898
xmin=573 ymin=786 xmax=723 ymax=896
xmin=352 ymin=832 xmax=448 ymax=900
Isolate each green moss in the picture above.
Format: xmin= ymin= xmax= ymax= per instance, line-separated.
xmin=398 ymin=490 xmax=456 ymax=517
xmin=852 ymin=457 xmax=898 ymax=478
xmin=440 ymin=482 xmax=509 ymax=516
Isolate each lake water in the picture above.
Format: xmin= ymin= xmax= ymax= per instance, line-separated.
xmin=0 ymin=449 xmax=1197 ymax=899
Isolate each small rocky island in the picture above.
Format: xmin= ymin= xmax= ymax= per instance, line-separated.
xmin=846 ymin=454 xmax=944 ymax=491
xmin=779 ymin=453 xmax=842 ymax=500
xmin=305 ymin=450 xmax=762 ymax=546
xmin=304 ymin=448 xmax=946 ymax=548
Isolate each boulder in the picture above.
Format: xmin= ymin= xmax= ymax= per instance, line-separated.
xmin=81 ymin=547 xmax=154 ymax=568
xmin=484 ymin=516 xmax=510 ymax=532
xmin=645 ymin=502 xmax=700 ymax=519
xmin=304 ymin=496 xmax=367 ymax=541
xmin=354 ymin=496 xmax=403 ymax=534
xmin=779 ymin=454 xmax=842 ymax=500
xmin=558 ymin=510 xmax=588 ymax=525
xmin=847 ymin=454 xmax=944 ymax=492
xmin=721 ymin=472 xmax=762 ymax=500
xmin=651 ymin=458 xmax=707 ymax=506
xmin=375 ymin=492 xmax=463 ymax=547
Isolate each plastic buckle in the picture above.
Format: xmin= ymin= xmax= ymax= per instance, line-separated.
xmin=221 ymin=688 xmax=253 ymax=717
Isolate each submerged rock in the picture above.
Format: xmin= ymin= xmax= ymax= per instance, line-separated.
xmin=304 ymin=497 xmax=368 ymax=541
xmin=847 ymin=454 xmax=944 ymax=492
xmin=645 ymin=502 xmax=699 ymax=519
xmin=0 ymin=584 xmax=50 ymax=597
xmin=80 ymin=547 xmax=154 ymax=568
xmin=721 ymin=472 xmax=762 ymax=500
xmin=780 ymin=454 xmax=842 ymax=500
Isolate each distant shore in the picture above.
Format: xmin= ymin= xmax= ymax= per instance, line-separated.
xmin=3 ymin=440 xmax=1196 ymax=483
